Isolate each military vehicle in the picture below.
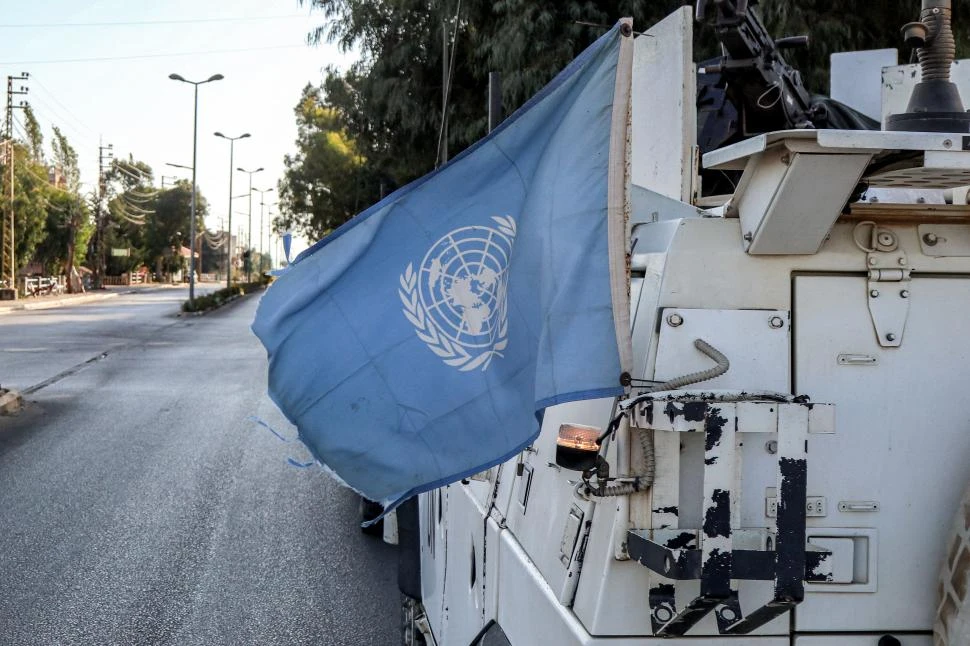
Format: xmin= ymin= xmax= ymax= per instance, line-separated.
xmin=386 ymin=2 xmax=970 ymax=644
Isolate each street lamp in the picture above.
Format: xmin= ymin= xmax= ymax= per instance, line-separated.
xmin=214 ymin=132 xmax=250 ymax=288
xmin=265 ymin=201 xmax=278 ymax=269
xmin=252 ymin=187 xmax=274 ymax=275
xmin=237 ymin=166 xmax=263 ymax=281
xmin=168 ymin=72 xmax=224 ymax=305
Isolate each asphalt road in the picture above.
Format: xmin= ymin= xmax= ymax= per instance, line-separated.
xmin=0 ymin=287 xmax=400 ymax=645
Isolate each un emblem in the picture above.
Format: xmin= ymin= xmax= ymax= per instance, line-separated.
xmin=399 ymin=215 xmax=516 ymax=371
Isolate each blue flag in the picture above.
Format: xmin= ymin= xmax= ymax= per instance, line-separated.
xmin=282 ymin=231 xmax=293 ymax=264
xmin=253 ymin=24 xmax=633 ymax=508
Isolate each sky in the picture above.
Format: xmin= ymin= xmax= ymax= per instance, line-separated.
xmin=0 ymin=0 xmax=358 ymax=262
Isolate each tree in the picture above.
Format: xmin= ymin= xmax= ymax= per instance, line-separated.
xmin=50 ymin=126 xmax=80 ymax=192
xmin=145 ymin=181 xmax=207 ymax=277
xmin=755 ymin=2 xmax=970 ymax=92
xmin=301 ymin=1 xmax=688 ymax=190
xmin=294 ymin=0 xmax=970 ymax=242
xmin=21 ymin=105 xmax=44 ymax=164
xmin=33 ymin=190 xmax=92 ymax=276
xmin=104 ymin=158 xmax=155 ymax=275
xmin=277 ymin=84 xmax=372 ymax=240
xmin=2 ymin=142 xmax=52 ymax=275
xmin=48 ymin=126 xmax=89 ymax=290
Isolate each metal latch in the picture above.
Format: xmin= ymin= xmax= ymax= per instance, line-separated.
xmin=866 ymin=249 xmax=911 ymax=348
xmin=623 ymin=391 xmax=835 ymax=637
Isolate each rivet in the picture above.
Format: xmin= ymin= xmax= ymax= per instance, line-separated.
xmin=765 ymin=440 xmax=778 ymax=455
xmin=886 ymin=333 xmax=897 ymax=342
xmin=898 ymin=257 xmax=907 ymax=266
xmin=944 ymin=139 xmax=953 ymax=149
xmin=900 ymin=289 xmax=909 ymax=298
xmin=868 ymin=257 xmax=878 ymax=266
xmin=923 ymin=232 xmax=939 ymax=246
xmin=667 ymin=313 xmax=684 ymax=327
xmin=780 ymin=153 xmax=791 ymax=165
xmin=769 ymin=315 xmax=784 ymax=329
xmin=870 ymin=289 xmax=880 ymax=298
xmin=917 ymin=196 xmax=926 ymax=204
xmin=743 ymin=231 xmax=753 ymax=242
xmin=869 ymin=195 xmax=879 ymax=203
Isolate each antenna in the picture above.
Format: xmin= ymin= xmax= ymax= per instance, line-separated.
xmin=887 ymin=0 xmax=970 ymax=132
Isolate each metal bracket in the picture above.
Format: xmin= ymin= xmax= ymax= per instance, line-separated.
xmin=866 ymin=248 xmax=911 ymax=348
xmin=623 ymin=391 xmax=834 ymax=637
xmin=918 ymin=224 xmax=970 ymax=257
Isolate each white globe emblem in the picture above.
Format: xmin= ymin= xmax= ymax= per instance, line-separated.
xmin=399 ymin=215 xmax=516 ymax=371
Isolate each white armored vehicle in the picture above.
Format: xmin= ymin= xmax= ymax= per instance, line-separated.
xmin=393 ymin=2 xmax=970 ymax=644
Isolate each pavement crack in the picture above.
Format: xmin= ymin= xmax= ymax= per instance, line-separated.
xmin=22 ymin=351 xmax=112 ymax=395
xmin=20 ymin=317 xmax=189 ymax=396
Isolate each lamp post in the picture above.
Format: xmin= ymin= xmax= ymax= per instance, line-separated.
xmin=265 ymin=202 xmax=278 ymax=269
xmin=168 ymin=72 xmax=224 ymax=305
xmin=252 ymin=187 xmax=274 ymax=275
xmin=214 ymin=132 xmax=250 ymax=288
xmin=237 ymin=166 xmax=263 ymax=281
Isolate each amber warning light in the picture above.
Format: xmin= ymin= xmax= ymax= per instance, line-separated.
xmin=555 ymin=423 xmax=601 ymax=472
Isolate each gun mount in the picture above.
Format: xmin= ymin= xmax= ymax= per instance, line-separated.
xmin=695 ymin=0 xmax=878 ymax=158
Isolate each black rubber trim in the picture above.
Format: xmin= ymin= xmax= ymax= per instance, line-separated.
xmin=397 ymin=497 xmax=422 ymax=600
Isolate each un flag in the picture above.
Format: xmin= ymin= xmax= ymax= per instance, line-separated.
xmin=253 ymin=23 xmax=634 ymax=509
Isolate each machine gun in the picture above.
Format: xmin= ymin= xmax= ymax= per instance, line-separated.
xmin=696 ymin=0 xmax=816 ymax=144
xmin=695 ymin=0 xmax=878 ymax=191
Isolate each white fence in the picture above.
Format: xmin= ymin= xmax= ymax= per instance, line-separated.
xmin=22 ymin=276 xmax=66 ymax=297
xmin=102 ymin=272 xmax=149 ymax=286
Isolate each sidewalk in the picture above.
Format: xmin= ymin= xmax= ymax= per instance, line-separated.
xmin=0 ymin=283 xmax=183 ymax=316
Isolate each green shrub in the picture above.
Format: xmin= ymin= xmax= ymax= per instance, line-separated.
xmin=181 ymin=281 xmax=265 ymax=313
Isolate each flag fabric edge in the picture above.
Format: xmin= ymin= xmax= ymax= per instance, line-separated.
xmin=608 ymin=18 xmax=636 ymax=377
xmin=287 ymin=22 xmax=631 ymax=270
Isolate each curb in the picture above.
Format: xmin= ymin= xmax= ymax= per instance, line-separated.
xmin=0 ymin=291 xmax=118 ymax=315
xmin=0 ymin=389 xmax=23 ymax=415
xmin=0 ymin=284 xmax=183 ymax=316
xmin=23 ymin=292 xmax=119 ymax=311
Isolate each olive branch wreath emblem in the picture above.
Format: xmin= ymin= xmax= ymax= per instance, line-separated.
xmin=399 ymin=216 xmax=516 ymax=372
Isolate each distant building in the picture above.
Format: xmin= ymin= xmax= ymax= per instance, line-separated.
xmin=48 ymin=167 xmax=67 ymax=189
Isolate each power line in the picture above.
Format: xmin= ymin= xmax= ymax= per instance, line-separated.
xmin=0 ymin=14 xmax=308 ymax=28
xmin=0 ymin=44 xmax=305 ymax=66
xmin=30 ymin=80 xmax=101 ymax=138
xmin=14 ymin=112 xmax=95 ymax=193
xmin=23 ymin=100 xmax=101 ymax=161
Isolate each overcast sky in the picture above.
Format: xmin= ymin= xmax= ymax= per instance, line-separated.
xmin=1 ymin=0 xmax=357 ymax=261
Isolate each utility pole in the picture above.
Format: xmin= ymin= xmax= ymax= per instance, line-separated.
xmin=252 ymin=187 xmax=273 ymax=275
xmin=1 ymin=73 xmax=28 ymax=297
xmin=214 ymin=131 xmax=250 ymax=288
xmin=266 ymin=203 xmax=275 ymax=270
xmin=4 ymin=74 xmax=28 ymax=140
xmin=93 ymin=141 xmax=113 ymax=289
xmin=237 ymin=167 xmax=262 ymax=281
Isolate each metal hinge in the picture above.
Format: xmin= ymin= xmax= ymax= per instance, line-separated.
xmin=866 ymin=249 xmax=911 ymax=348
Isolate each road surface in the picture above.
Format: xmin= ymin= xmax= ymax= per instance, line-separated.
xmin=0 ymin=287 xmax=399 ymax=645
